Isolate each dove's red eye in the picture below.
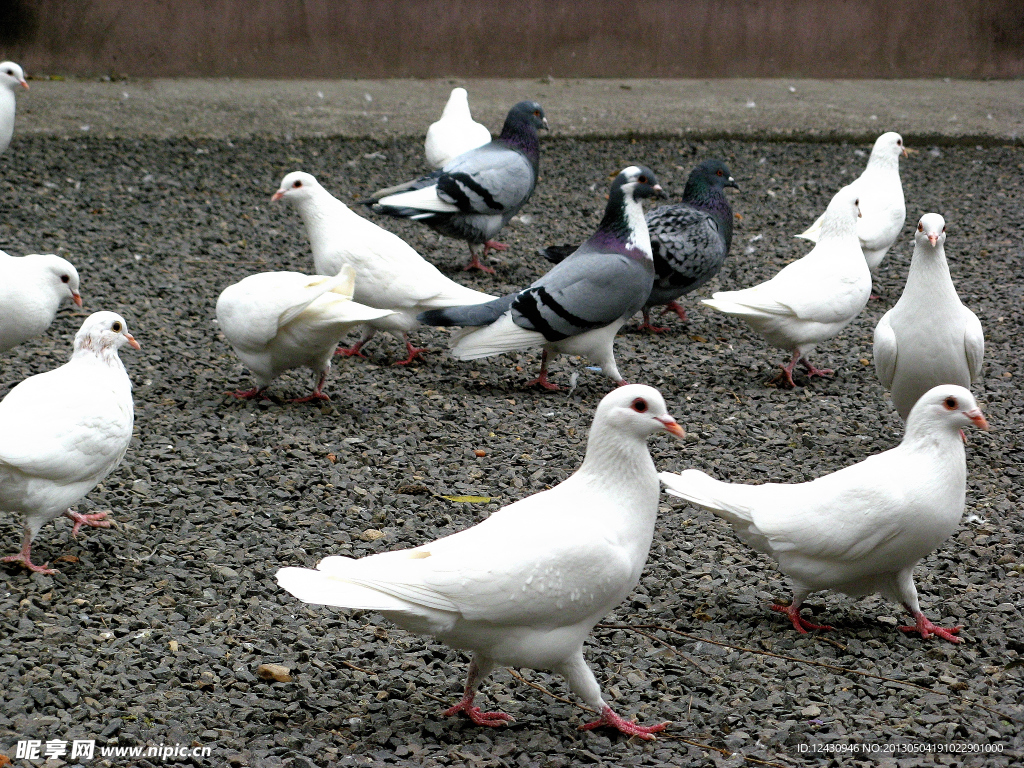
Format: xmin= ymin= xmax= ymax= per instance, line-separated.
xmin=61 ymin=274 xmax=70 ymax=283
xmin=638 ymin=175 xmax=648 ymax=184
xmin=631 ymin=398 xmax=648 ymax=413
xmin=943 ymin=396 xmax=958 ymax=410
xmin=717 ymin=169 xmax=723 ymax=176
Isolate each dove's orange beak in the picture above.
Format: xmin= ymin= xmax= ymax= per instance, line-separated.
xmin=71 ymin=292 xmax=83 ymax=307
xmin=901 ymin=147 xmax=909 ymax=158
xmin=657 ymin=416 xmax=686 ymax=440
xmin=927 ymin=234 xmax=939 ymax=246
xmin=124 ymin=333 xmax=141 ymax=350
xmin=20 ymin=79 xmax=28 ymax=90
xmin=271 ymin=190 xmax=285 ymax=202
xmin=964 ymin=408 xmax=988 ymax=431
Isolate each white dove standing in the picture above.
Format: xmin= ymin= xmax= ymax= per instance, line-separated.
xmin=216 ymin=266 xmax=395 ymax=402
xmin=874 ymin=214 xmax=984 ymax=420
xmin=0 ymin=61 xmax=29 ymax=155
xmin=797 ymin=132 xmax=907 ymax=273
xmin=0 ymin=251 xmax=83 ymax=352
xmin=425 ymin=87 xmax=492 ymax=169
xmin=278 ymin=385 xmax=685 ymax=738
xmin=272 ymin=171 xmax=496 ymax=364
xmin=661 ymin=385 xmax=988 ymax=644
xmin=1 ymin=312 xmax=139 ymax=574
xmin=703 ymin=185 xmax=871 ymax=387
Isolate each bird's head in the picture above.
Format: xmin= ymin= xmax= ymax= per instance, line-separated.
xmin=272 ymin=171 xmax=320 ymax=203
xmin=0 ymin=61 xmax=28 ymax=91
xmin=33 ymin=254 xmax=82 ymax=307
xmin=915 ymin=213 xmax=946 ymax=249
xmin=906 ymin=385 xmax=988 ymax=437
xmin=873 ymin=131 xmax=908 ymax=160
xmin=74 ymin=311 xmax=141 ymax=356
xmin=694 ymin=159 xmax=739 ymax=191
xmin=614 ymin=165 xmax=667 ymax=202
xmin=509 ymin=100 xmax=549 ymax=132
xmin=594 ymin=384 xmax=685 ymax=441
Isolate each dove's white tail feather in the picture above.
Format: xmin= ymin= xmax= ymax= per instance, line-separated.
xmin=277 ymin=566 xmax=417 ymax=613
xmin=377 ymin=184 xmax=460 ymax=214
xmin=450 ymin=313 xmax=547 ymax=359
xmin=660 ymin=469 xmax=756 ymax=524
xmin=796 ymin=211 xmax=825 ymax=242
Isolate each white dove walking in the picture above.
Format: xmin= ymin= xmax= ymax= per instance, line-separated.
xmin=0 ymin=61 xmax=28 ymax=155
xmin=425 ymin=87 xmax=492 ymax=169
xmin=874 ymin=214 xmax=984 ymax=419
xmin=216 ymin=266 xmax=395 ymax=402
xmin=797 ymin=131 xmax=907 ymax=273
xmin=660 ymin=385 xmax=988 ymax=644
xmin=278 ymin=385 xmax=685 ymax=738
xmin=272 ymin=171 xmax=495 ymax=364
xmin=1 ymin=312 xmax=139 ymax=574
xmin=703 ymin=185 xmax=871 ymax=387
xmin=0 ymin=251 xmax=83 ymax=352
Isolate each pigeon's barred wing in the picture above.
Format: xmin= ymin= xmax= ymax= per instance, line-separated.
xmin=513 ymin=252 xmax=649 ymax=341
xmin=437 ymin=145 xmax=536 ymax=216
xmin=873 ymin=310 xmax=898 ymax=390
xmin=648 ymin=205 xmax=728 ymax=288
xmin=0 ymin=368 xmax=132 ymax=484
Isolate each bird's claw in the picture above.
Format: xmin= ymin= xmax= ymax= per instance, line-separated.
xmin=899 ymin=613 xmax=962 ymax=644
xmin=463 ymin=255 xmax=496 ymax=274
xmin=771 ymin=602 xmax=834 ymax=633
xmin=1 ymin=553 xmax=58 ymax=575
xmin=442 ymin=700 xmax=515 ymax=727
xmin=579 ymin=706 xmax=668 ymax=740
xmin=65 ymin=510 xmax=111 ymax=537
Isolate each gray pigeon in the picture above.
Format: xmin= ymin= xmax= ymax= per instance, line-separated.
xmin=540 ymin=159 xmax=738 ymax=332
xmin=418 ymin=166 xmax=666 ymax=390
xmin=366 ymin=101 xmax=548 ymax=273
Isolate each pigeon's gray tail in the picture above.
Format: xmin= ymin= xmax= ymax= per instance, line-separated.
xmin=418 ymin=294 xmax=517 ymax=327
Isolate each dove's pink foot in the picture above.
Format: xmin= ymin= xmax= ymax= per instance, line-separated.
xmin=484 ymin=239 xmax=509 ymax=253
xmin=615 ymin=379 xmax=630 ymax=387
xmin=637 ymin=309 xmax=670 ymax=333
xmin=768 ymin=365 xmax=798 ymax=389
xmin=334 ymin=340 xmax=368 ymax=358
xmin=579 ymin=705 xmax=668 ymax=740
xmin=65 ymin=509 xmax=111 ymax=537
xmin=2 ymin=536 xmax=56 ymax=575
xmin=393 ymin=340 xmax=428 ymax=366
xmin=442 ymin=697 xmax=515 ymax=727
xmin=660 ymin=301 xmax=688 ymax=323
xmin=899 ymin=611 xmax=962 ymax=644
xmin=291 ymin=372 xmax=330 ymax=403
xmin=772 ymin=602 xmax=835 ymax=633
xmin=228 ymin=386 xmax=270 ymax=400
xmin=800 ymin=357 xmax=834 ymax=379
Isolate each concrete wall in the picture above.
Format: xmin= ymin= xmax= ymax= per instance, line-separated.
xmin=2 ymin=0 xmax=1022 ymax=79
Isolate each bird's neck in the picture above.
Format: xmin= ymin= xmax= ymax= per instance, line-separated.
xmin=593 ymin=189 xmax=652 ymax=261
xmin=865 ymin=151 xmax=900 ymax=175
xmin=900 ymin=422 xmax=966 ymax=468
xmin=296 ymin=193 xmax=345 ymax=253
xmin=684 ymin=180 xmax=734 ymax=245
xmin=72 ymin=345 xmax=128 ymax=372
xmin=497 ymin=119 xmax=539 ymax=168
xmin=904 ymin=244 xmax=960 ymax=302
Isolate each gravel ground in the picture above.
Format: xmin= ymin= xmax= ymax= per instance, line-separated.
xmin=0 ymin=134 xmax=1022 ymax=768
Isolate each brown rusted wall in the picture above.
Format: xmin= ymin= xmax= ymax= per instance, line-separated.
xmin=1 ymin=0 xmax=1022 ymax=79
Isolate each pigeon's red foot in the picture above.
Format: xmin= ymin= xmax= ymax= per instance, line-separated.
xmin=483 ymin=239 xmax=509 ymax=253
xmin=463 ymin=254 xmax=496 ymax=274
xmin=615 ymin=380 xmax=630 ymax=387
xmin=65 ymin=510 xmax=111 ymax=538
xmin=2 ymin=537 xmax=57 ymax=575
xmin=771 ymin=602 xmax=835 ymax=633
xmin=334 ymin=341 xmax=367 ymax=358
xmin=525 ymin=372 xmax=560 ymax=391
xmin=393 ymin=343 xmax=428 ymax=366
xmin=768 ymin=366 xmax=797 ymax=389
xmin=442 ymin=698 xmax=515 ymax=727
xmin=801 ymin=360 xmax=834 ymax=379
xmin=660 ymin=301 xmax=688 ymax=323
xmin=290 ymin=392 xmax=331 ymax=404
xmin=899 ymin=612 xmax=962 ymax=644
xmin=637 ymin=310 xmax=670 ymax=333
xmin=228 ymin=387 xmax=270 ymax=400
xmin=579 ymin=705 xmax=668 ymax=740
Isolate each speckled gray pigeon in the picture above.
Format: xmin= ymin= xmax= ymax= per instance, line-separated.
xmin=540 ymin=159 xmax=737 ymax=332
xmin=418 ymin=166 xmax=666 ymax=390
xmin=365 ymin=101 xmax=548 ymax=273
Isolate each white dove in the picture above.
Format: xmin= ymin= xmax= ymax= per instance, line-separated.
xmin=216 ymin=266 xmax=395 ymax=402
xmin=278 ymin=385 xmax=685 ymax=738
xmin=425 ymin=87 xmax=492 ymax=169
xmin=797 ymin=131 xmax=907 ymax=273
xmin=0 ymin=252 xmax=83 ymax=352
xmin=703 ymin=185 xmax=871 ymax=387
xmin=272 ymin=171 xmax=496 ymax=364
xmin=660 ymin=384 xmax=988 ymax=644
xmin=0 ymin=61 xmax=28 ymax=155
xmin=874 ymin=214 xmax=984 ymax=420
xmin=1 ymin=311 xmax=139 ymax=574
